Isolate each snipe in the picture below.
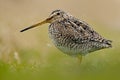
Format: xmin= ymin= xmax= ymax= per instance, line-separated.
xmin=20 ymin=10 xmax=112 ymax=63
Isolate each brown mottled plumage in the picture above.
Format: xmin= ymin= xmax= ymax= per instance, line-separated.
xmin=20 ymin=10 xmax=112 ymax=62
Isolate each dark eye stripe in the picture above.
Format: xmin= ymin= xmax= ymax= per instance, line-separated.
xmin=51 ymin=10 xmax=61 ymax=14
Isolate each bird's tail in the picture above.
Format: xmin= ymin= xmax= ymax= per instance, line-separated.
xmin=104 ymin=39 xmax=112 ymax=48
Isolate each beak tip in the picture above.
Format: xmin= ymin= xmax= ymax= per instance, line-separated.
xmin=20 ymin=29 xmax=27 ymax=32
xmin=20 ymin=30 xmax=24 ymax=32
xmin=20 ymin=30 xmax=23 ymax=32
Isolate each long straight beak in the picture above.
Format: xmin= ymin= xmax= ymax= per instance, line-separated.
xmin=20 ymin=18 xmax=51 ymax=32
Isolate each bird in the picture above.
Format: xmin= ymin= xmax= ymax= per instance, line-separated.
xmin=20 ymin=9 xmax=112 ymax=63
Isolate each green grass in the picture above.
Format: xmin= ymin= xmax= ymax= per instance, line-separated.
xmin=0 ymin=48 xmax=120 ymax=80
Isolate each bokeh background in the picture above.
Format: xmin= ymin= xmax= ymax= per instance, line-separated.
xmin=0 ymin=0 xmax=120 ymax=80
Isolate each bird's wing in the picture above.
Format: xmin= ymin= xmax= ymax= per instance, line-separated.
xmin=66 ymin=18 xmax=112 ymax=47
xmin=58 ymin=20 xmax=89 ymax=44
xmin=70 ymin=18 xmax=99 ymax=37
xmin=63 ymin=18 xmax=106 ymax=43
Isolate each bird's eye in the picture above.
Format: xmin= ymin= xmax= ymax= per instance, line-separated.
xmin=57 ymin=13 xmax=60 ymax=15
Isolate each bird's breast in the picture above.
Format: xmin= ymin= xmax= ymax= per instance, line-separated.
xmin=48 ymin=22 xmax=85 ymax=56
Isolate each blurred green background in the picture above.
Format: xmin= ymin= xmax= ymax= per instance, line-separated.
xmin=0 ymin=0 xmax=120 ymax=80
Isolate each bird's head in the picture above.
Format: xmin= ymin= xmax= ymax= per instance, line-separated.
xmin=48 ymin=9 xmax=70 ymax=22
xmin=20 ymin=9 xmax=70 ymax=32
